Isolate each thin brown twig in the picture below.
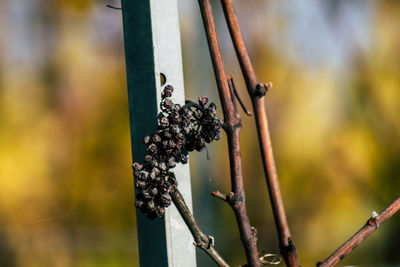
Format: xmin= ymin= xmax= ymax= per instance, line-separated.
xmin=317 ymin=196 xmax=400 ymax=267
xmin=219 ymin=1 xmax=299 ymax=266
xmin=198 ymin=0 xmax=260 ymax=266
xmin=227 ymin=75 xmax=252 ymax=116
xmin=170 ymin=190 xmax=230 ymax=267
xmin=212 ymin=190 xmax=229 ymax=202
xmin=106 ymin=4 xmax=122 ymax=10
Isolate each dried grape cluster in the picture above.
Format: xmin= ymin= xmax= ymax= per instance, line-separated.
xmin=134 ymin=85 xmax=222 ymax=219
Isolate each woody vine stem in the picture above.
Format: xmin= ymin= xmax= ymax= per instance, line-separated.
xmin=197 ymin=1 xmax=400 ymax=266
xmin=217 ymin=0 xmax=299 ymax=265
xmin=198 ymin=0 xmax=260 ymax=266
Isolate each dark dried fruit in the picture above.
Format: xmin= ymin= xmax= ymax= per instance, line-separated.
xmin=162 ymin=85 xmax=174 ymax=98
xmin=132 ymin=162 xmax=143 ymax=171
xmin=133 ymin=85 xmax=222 ymax=219
xmin=198 ymin=96 xmax=208 ymax=106
xmin=143 ymin=135 xmax=151 ymax=144
xmin=148 ymin=143 xmax=157 ymax=154
xmin=168 ymin=157 xmax=176 ymax=168
xmin=136 ymin=180 xmax=146 ymax=189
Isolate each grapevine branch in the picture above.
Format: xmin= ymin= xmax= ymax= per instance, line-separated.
xmin=198 ymin=0 xmax=260 ymax=266
xmin=170 ymin=190 xmax=230 ymax=267
xmin=317 ymin=196 xmax=400 ymax=267
xmin=219 ymin=0 xmax=300 ymax=266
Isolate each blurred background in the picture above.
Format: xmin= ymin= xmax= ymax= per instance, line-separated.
xmin=0 ymin=0 xmax=399 ymax=266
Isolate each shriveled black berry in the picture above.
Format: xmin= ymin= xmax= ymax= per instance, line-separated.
xmin=143 ymin=135 xmax=151 ymax=144
xmin=153 ymin=167 xmax=160 ymax=176
xmin=136 ymin=180 xmax=146 ymax=189
xmin=161 ymin=194 xmax=172 ymax=206
xmin=160 ymin=117 xmax=169 ymax=127
xmin=180 ymin=155 xmax=188 ymax=164
xmin=214 ymin=130 xmax=222 ymax=140
xmin=159 ymin=162 xmax=167 ymax=171
xmin=140 ymin=171 xmax=149 ymax=180
xmin=168 ymin=140 xmax=176 ymax=148
xmin=153 ymin=134 xmax=162 ymax=143
xmin=150 ymin=187 xmax=158 ymax=196
xmin=175 ymin=140 xmax=183 ymax=149
xmin=146 ymin=200 xmax=155 ymax=211
xmin=134 ymin=170 xmax=141 ymax=178
xmin=141 ymin=191 xmax=151 ymax=199
xmin=133 ymin=162 xmax=143 ymax=171
xmin=177 ymin=133 xmax=184 ymax=140
xmin=162 ymin=98 xmax=173 ymax=110
xmin=164 ymin=132 xmax=172 ymax=139
xmin=156 ymin=207 xmax=165 ymax=217
xmin=148 ymin=143 xmax=157 ymax=154
xmin=198 ymin=96 xmax=208 ymax=106
xmin=150 ymin=160 xmax=158 ymax=167
xmin=135 ymin=200 xmax=144 ymax=209
xmin=171 ymin=124 xmax=180 ymax=134
xmin=168 ymin=157 xmax=176 ymax=168
xmin=161 ymin=140 xmax=168 ymax=149
xmin=162 ymin=85 xmax=174 ymax=98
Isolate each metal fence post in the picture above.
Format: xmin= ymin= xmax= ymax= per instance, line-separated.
xmin=121 ymin=0 xmax=197 ymax=266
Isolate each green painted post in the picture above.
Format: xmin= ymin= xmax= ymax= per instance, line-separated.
xmin=121 ymin=0 xmax=197 ymax=266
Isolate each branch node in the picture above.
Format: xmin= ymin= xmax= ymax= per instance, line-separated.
xmin=371 ymin=210 xmax=379 ymax=219
xmin=253 ymin=83 xmax=272 ymax=98
xmin=212 ymin=191 xmax=243 ymax=206
xmin=222 ymin=121 xmax=242 ymax=134
xmin=251 ymin=226 xmax=258 ymax=238
xmin=211 ymin=191 xmax=228 ymax=202
xmin=227 ymin=192 xmax=243 ymax=206
xmin=208 ymin=235 xmax=215 ymax=249
xmin=368 ymin=210 xmax=380 ymax=229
